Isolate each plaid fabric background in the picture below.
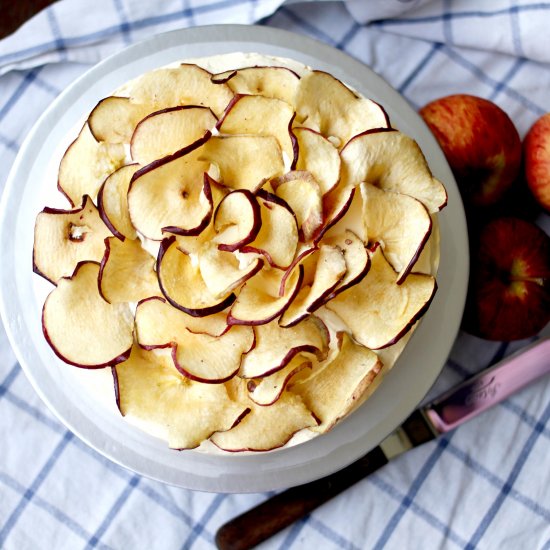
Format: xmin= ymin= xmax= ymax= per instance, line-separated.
xmin=1 ymin=1 xmax=550 ymax=549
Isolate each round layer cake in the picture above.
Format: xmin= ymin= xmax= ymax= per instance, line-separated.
xmin=32 ymin=53 xmax=447 ymax=453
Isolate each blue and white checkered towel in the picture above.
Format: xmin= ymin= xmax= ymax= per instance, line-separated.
xmin=1 ymin=1 xmax=549 ymax=549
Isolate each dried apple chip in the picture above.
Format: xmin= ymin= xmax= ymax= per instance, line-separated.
xmin=302 ymin=245 xmax=347 ymax=309
xmin=239 ymin=316 xmax=329 ymax=378
xmin=58 ymin=123 xmax=125 ymax=206
xmin=247 ymin=355 xmax=313 ymax=406
xmin=130 ymin=106 xmax=217 ymax=165
xmin=212 ymin=66 xmax=300 ymax=104
xmin=157 ymin=237 xmax=235 ymax=317
xmin=240 ymin=190 xmax=299 ymax=269
xmin=114 ymin=346 xmax=249 ymax=449
xmin=279 ymin=245 xmax=347 ymax=327
xmin=198 ymin=242 xmax=264 ymax=299
xmin=217 ymin=95 xmax=297 ymax=163
xmin=135 ymin=297 xmax=254 ymax=383
xmin=291 ymin=332 xmax=382 ymax=432
xmin=326 ymin=246 xmax=437 ymax=349
xmin=340 ymin=128 xmax=447 ymax=213
xmin=176 ymin=176 xmax=229 ymax=254
xmin=272 ymin=171 xmax=323 ymax=242
xmin=320 ymin=182 xmax=364 ymax=241
xmin=313 ymin=180 xmax=356 ymax=243
xmin=33 ymin=195 xmax=112 ymax=284
xmin=137 ymin=296 xmax=229 ymax=339
xmin=361 ymin=183 xmax=432 ymax=283
xmin=201 ymin=135 xmax=284 ymax=192
xmin=294 ymin=127 xmax=341 ymax=194
xmin=175 ymin=225 xmax=217 ymax=256
xmin=88 ymin=96 xmax=152 ymax=144
xmin=279 ymin=244 xmax=318 ymax=293
xmin=211 ymin=379 xmax=317 ymax=452
xmin=294 ymin=70 xmax=389 ymax=148
xmin=323 ymin=230 xmax=371 ymax=299
xmin=127 ymin=137 xmax=213 ymax=240
xmin=99 ymin=237 xmax=160 ymax=303
xmin=212 ymin=189 xmax=261 ymax=252
xmin=42 ymin=262 xmax=133 ymax=368
xmin=128 ymin=63 xmax=234 ymax=117
xmin=97 ymin=164 xmax=139 ymax=241
xmin=228 ymin=264 xmax=303 ymax=326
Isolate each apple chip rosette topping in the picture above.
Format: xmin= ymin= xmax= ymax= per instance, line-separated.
xmin=33 ymin=55 xmax=447 ymax=452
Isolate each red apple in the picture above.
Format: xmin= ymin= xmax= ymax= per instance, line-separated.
xmin=524 ymin=113 xmax=550 ymax=212
xmin=420 ymin=95 xmax=521 ymax=207
xmin=464 ymin=217 xmax=550 ymax=340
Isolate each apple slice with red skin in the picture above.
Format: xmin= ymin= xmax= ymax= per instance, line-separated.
xmin=277 ymin=286 xmax=310 ymax=328
xmin=293 ymin=127 xmax=341 ymax=195
xmin=271 ymin=171 xmax=323 ymax=242
xmin=323 ymin=230 xmax=371 ymax=299
xmin=279 ymin=245 xmax=347 ymax=327
xmin=464 ymin=217 xmax=550 ymax=341
xmin=137 ymin=296 xmax=230 ymax=338
xmin=247 ymin=355 xmax=313 ymax=406
xmin=113 ymin=346 xmax=250 ymax=449
xmin=198 ymin=242 xmax=264 ymax=299
xmin=130 ymin=106 xmax=217 ymax=165
xmin=212 ymin=66 xmax=300 ymax=104
xmin=320 ymin=183 xmax=364 ymax=242
xmin=176 ymin=176 xmax=229 ymax=255
xmin=42 ymin=261 xmax=133 ymax=368
xmin=279 ymin=244 xmax=318 ymax=295
xmin=326 ymin=245 xmax=437 ymax=349
xmin=127 ymin=137 xmax=213 ymax=240
xmin=312 ymin=180 xmax=356 ymax=243
xmin=360 ymin=182 xmax=432 ymax=283
xmin=128 ymin=63 xmax=234 ymax=118
xmin=211 ymin=379 xmax=317 ymax=452
xmin=176 ymin=227 xmax=217 ymax=256
xmin=58 ymin=123 xmax=125 ymax=206
xmin=135 ymin=296 xmax=254 ymax=383
xmin=201 ymin=135 xmax=284 ymax=192
xmin=88 ymin=96 xmax=152 ymax=144
xmin=157 ymin=236 xmax=235 ymax=317
xmin=291 ymin=332 xmax=382 ymax=432
xmin=33 ymin=195 xmax=112 ymax=284
xmin=212 ymin=189 xmax=261 ymax=252
xmin=239 ymin=316 xmax=329 ymax=378
xmin=294 ymin=70 xmax=390 ymax=148
xmin=217 ymin=94 xmax=297 ymax=164
xmin=228 ymin=264 xmax=304 ymax=326
xmin=97 ymin=164 xmax=139 ymax=241
xmin=240 ymin=190 xmax=299 ymax=269
xmin=340 ymin=128 xmax=447 ymax=213
xmin=99 ymin=237 xmax=160 ymax=303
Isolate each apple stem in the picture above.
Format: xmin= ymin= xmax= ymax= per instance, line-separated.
xmin=508 ymin=276 xmax=545 ymax=285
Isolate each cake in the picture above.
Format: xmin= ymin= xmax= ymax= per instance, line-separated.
xmin=33 ymin=53 xmax=447 ymax=453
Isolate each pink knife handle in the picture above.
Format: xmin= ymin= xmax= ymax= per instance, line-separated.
xmin=425 ymin=337 xmax=550 ymax=433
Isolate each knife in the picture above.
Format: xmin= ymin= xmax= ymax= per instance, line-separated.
xmin=215 ymin=337 xmax=550 ymax=550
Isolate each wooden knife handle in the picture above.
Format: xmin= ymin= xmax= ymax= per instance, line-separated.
xmin=215 ymin=446 xmax=388 ymax=550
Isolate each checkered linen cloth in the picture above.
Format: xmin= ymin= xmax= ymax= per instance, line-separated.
xmin=1 ymin=1 xmax=550 ymax=549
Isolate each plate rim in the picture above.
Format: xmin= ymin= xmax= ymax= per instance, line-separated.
xmin=0 ymin=24 xmax=469 ymax=493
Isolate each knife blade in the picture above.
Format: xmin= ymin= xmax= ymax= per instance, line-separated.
xmin=215 ymin=337 xmax=550 ymax=550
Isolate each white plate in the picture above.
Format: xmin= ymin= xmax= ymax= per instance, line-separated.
xmin=0 ymin=25 xmax=468 ymax=493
